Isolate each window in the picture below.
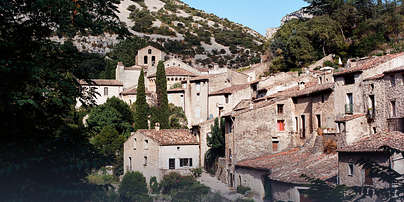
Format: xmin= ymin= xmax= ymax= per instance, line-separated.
xmin=372 ymin=127 xmax=377 ymax=134
xmin=277 ymin=104 xmax=284 ymax=114
xmin=180 ymin=158 xmax=192 ymax=167
xmin=177 ymin=146 xmax=180 ymax=150
xmin=133 ymin=138 xmax=136 ymax=150
xmin=144 ymin=156 xmax=147 ymax=166
xmin=364 ymin=168 xmax=373 ymax=185
xmin=144 ymin=56 xmax=148 ymax=64
xmin=129 ymin=157 xmax=132 ymax=171
xmin=295 ymin=117 xmax=299 ymax=131
xmin=144 ymin=139 xmax=148 ymax=149
xmin=391 ymin=100 xmax=396 ymax=117
xmin=344 ymin=74 xmax=355 ymax=85
xmin=196 ymin=82 xmax=200 ymax=91
xmin=229 ymin=149 xmax=232 ymax=159
xmin=346 ymin=93 xmax=353 ymax=114
xmin=151 ymin=56 xmax=156 ymax=65
xmin=390 ymin=75 xmax=396 ymax=87
xmin=277 ymin=120 xmax=285 ymax=131
xmin=316 ymin=114 xmax=321 ymax=128
xmin=348 ymin=163 xmax=354 ymax=176
xmin=169 ymin=158 xmax=175 ymax=169
xmin=370 ymin=83 xmax=374 ymax=90
xmin=148 ymin=49 xmax=152 ymax=54
xmin=225 ymin=95 xmax=229 ymax=104
xmin=272 ymin=137 xmax=279 ymax=152
xmin=104 ymin=87 xmax=108 ymax=96
xmin=321 ymin=94 xmax=325 ymax=103
xmin=301 ymin=115 xmax=306 ymax=138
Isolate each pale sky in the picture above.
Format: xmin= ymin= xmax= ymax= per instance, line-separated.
xmin=181 ymin=0 xmax=308 ymax=36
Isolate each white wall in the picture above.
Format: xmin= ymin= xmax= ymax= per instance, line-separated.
xmin=159 ymin=145 xmax=200 ymax=170
xmin=76 ymin=85 xmax=122 ymax=108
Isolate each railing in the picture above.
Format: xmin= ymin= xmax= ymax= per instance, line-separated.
xmin=345 ymin=104 xmax=353 ymax=114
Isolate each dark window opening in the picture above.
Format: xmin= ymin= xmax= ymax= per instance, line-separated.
xmin=225 ymin=95 xmax=229 ymax=104
xmin=144 ymin=56 xmax=148 ymax=64
xmin=301 ymin=115 xmax=306 ymax=138
xmin=152 ymin=56 xmax=156 ymax=65
xmin=365 ymin=168 xmax=373 ymax=185
xmin=390 ymin=75 xmax=396 ymax=87
xmin=169 ymin=158 xmax=175 ymax=169
xmin=391 ymin=100 xmax=396 ymax=117
xmin=316 ymin=114 xmax=321 ymax=128
xmin=148 ymin=49 xmax=152 ymax=54
xmin=180 ymin=158 xmax=192 ymax=167
xmin=321 ymin=94 xmax=325 ymax=103
xmin=272 ymin=137 xmax=279 ymax=152
xmin=348 ymin=163 xmax=354 ymax=176
xmin=344 ymin=74 xmax=355 ymax=85
xmin=277 ymin=104 xmax=284 ymax=114
xmin=104 ymin=87 xmax=108 ymax=96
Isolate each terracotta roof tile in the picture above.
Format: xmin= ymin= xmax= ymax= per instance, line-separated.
xmin=195 ymin=67 xmax=209 ymax=72
xmin=338 ymin=131 xmax=404 ymax=152
xmin=79 ymin=79 xmax=123 ymax=86
xmin=363 ymin=74 xmax=384 ymax=81
xmin=236 ymin=148 xmax=337 ymax=184
xmin=120 ymin=87 xmax=152 ymax=95
xmin=291 ymin=83 xmax=334 ymax=98
xmin=167 ymin=88 xmax=185 ymax=92
xmin=384 ymin=66 xmax=404 ymax=74
xmin=233 ymin=99 xmax=252 ymax=111
xmin=335 ymin=114 xmax=365 ymax=122
xmin=137 ymin=129 xmax=198 ymax=146
xmin=148 ymin=67 xmax=197 ymax=77
xmin=209 ymin=84 xmax=250 ymax=96
xmin=334 ymin=53 xmax=404 ymax=76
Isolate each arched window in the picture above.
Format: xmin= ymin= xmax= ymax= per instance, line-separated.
xmin=148 ymin=49 xmax=152 ymax=54
xmin=104 ymin=87 xmax=108 ymax=96
xmin=144 ymin=56 xmax=148 ymax=64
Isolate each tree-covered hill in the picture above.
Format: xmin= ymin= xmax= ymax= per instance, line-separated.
xmin=266 ymin=0 xmax=404 ymax=73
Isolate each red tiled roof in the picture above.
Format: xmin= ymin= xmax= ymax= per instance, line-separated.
xmin=334 ymin=53 xmax=404 ymax=76
xmin=291 ymin=83 xmax=334 ymax=98
xmin=338 ymin=131 xmax=404 ymax=152
xmin=363 ymin=74 xmax=384 ymax=81
xmin=78 ymin=79 xmax=123 ymax=86
xmin=148 ymin=67 xmax=197 ymax=77
xmin=236 ymin=148 xmax=337 ymax=184
xmin=167 ymin=88 xmax=185 ymax=92
xmin=137 ymin=129 xmax=198 ymax=146
xmin=209 ymin=84 xmax=250 ymax=96
xmin=384 ymin=66 xmax=404 ymax=74
xmin=335 ymin=114 xmax=365 ymax=122
xmin=120 ymin=87 xmax=152 ymax=95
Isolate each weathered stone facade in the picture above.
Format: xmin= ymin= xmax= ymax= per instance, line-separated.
xmin=135 ymin=45 xmax=166 ymax=69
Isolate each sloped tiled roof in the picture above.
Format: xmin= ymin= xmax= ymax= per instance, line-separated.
xmin=384 ymin=66 xmax=404 ymax=74
xmin=363 ymin=74 xmax=384 ymax=81
xmin=334 ymin=53 xmax=404 ymax=76
xmin=148 ymin=67 xmax=197 ymax=77
xmin=138 ymin=129 xmax=198 ymax=146
xmin=209 ymin=84 xmax=250 ymax=96
xmin=291 ymin=83 xmax=334 ymax=98
xmin=195 ymin=67 xmax=209 ymax=72
xmin=337 ymin=131 xmax=404 ymax=152
xmin=335 ymin=114 xmax=365 ymax=122
xmin=79 ymin=79 xmax=123 ymax=86
xmin=120 ymin=87 xmax=152 ymax=95
xmin=233 ymin=99 xmax=252 ymax=111
xmin=236 ymin=148 xmax=338 ymax=184
xmin=167 ymin=88 xmax=185 ymax=92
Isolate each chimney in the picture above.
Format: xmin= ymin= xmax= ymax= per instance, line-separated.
xmin=155 ymin=122 xmax=160 ymax=131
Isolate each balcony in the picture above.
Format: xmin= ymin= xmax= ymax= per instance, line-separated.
xmin=345 ymin=104 xmax=353 ymax=114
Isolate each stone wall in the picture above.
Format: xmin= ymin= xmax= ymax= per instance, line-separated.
xmin=76 ymin=85 xmax=122 ymax=108
xmin=123 ymin=132 xmax=161 ymax=183
xmin=235 ymin=167 xmax=267 ymax=202
xmin=115 ymin=64 xmax=142 ymax=89
xmin=135 ymin=46 xmax=166 ymax=69
xmin=167 ymin=91 xmax=185 ymax=109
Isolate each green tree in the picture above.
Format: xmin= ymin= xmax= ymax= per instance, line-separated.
xmin=168 ymin=103 xmax=188 ymax=129
xmin=0 ymin=0 xmax=125 ymax=200
xmin=156 ymin=61 xmax=170 ymax=129
xmin=119 ymin=172 xmax=151 ymax=202
xmin=134 ymin=68 xmax=149 ymax=130
xmin=205 ymin=118 xmax=225 ymax=173
xmin=92 ymin=125 xmax=125 ymax=163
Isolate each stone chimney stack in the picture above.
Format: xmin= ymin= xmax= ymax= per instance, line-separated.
xmin=155 ymin=122 xmax=160 ymax=131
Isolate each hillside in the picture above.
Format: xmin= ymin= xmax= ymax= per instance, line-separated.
xmin=55 ymin=0 xmax=265 ymax=70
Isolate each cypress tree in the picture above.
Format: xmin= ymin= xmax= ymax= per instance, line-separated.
xmin=155 ymin=61 xmax=170 ymax=129
xmin=134 ymin=68 xmax=149 ymax=130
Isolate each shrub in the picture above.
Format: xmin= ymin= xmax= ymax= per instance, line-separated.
xmin=118 ymin=172 xmax=151 ymax=202
xmin=191 ymin=168 xmax=203 ymax=178
xmin=159 ymin=172 xmax=195 ymax=194
xmin=237 ymin=185 xmax=251 ymax=195
xmin=149 ymin=176 xmax=160 ymax=194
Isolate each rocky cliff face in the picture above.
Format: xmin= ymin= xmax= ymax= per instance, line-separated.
xmin=53 ymin=0 xmax=265 ymax=69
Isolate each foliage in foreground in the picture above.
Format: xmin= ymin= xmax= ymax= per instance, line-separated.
xmin=118 ymin=172 xmax=151 ymax=202
xmin=205 ymin=118 xmax=225 ymax=174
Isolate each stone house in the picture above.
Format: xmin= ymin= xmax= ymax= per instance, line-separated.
xmin=164 ymin=58 xmax=203 ymax=75
xmin=135 ymin=45 xmax=166 ymax=69
xmin=337 ymin=131 xmax=404 ymax=201
xmin=235 ymin=147 xmax=337 ymax=202
xmin=76 ymin=79 xmax=123 ymax=108
xmin=208 ymin=84 xmax=251 ymax=118
xmin=115 ymin=62 xmax=144 ymax=89
xmin=123 ymin=127 xmax=199 ymax=183
xmin=147 ymin=66 xmax=197 ymax=91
